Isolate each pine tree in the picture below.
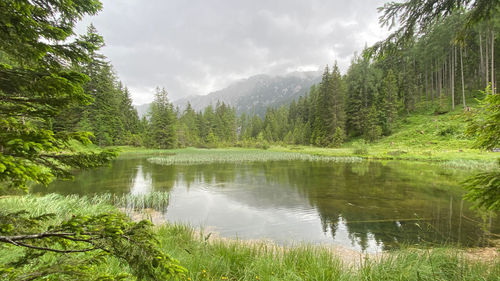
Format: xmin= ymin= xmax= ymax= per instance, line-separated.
xmin=378 ymin=69 xmax=399 ymax=135
xmin=149 ymin=87 xmax=177 ymax=148
xmin=0 ymin=1 xmax=185 ymax=279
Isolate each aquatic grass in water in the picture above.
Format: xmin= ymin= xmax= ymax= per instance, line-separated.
xmin=91 ymin=191 xmax=170 ymax=211
xmin=1 ymin=192 xmax=169 ymax=218
xmin=441 ymin=159 xmax=498 ymax=171
xmin=147 ymin=148 xmax=362 ymax=165
xmin=0 ymin=193 xmax=116 ymax=217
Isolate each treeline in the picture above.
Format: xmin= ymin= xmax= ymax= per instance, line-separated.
xmin=60 ymin=8 xmax=498 ymax=149
xmin=144 ymin=88 xmax=237 ymax=148
xmin=144 ymin=8 xmax=498 ymax=149
xmin=55 ymin=26 xmax=142 ymax=146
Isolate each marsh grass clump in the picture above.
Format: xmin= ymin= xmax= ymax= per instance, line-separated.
xmin=0 ymin=193 xmax=116 ymax=217
xmin=91 ymin=192 xmax=170 ymax=211
xmin=442 ymin=160 xmax=498 ymax=171
xmin=147 ymin=148 xmax=362 ymax=165
xmin=1 ymin=192 xmax=170 ymax=216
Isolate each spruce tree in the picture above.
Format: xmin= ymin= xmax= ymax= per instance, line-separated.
xmin=149 ymin=87 xmax=177 ymax=149
xmin=0 ymin=1 xmax=185 ymax=279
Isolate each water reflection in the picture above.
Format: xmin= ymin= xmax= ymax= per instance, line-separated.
xmin=130 ymin=165 xmax=152 ymax=195
xmin=32 ymin=157 xmax=499 ymax=252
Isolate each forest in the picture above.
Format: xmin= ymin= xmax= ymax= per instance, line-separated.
xmin=1 ymin=0 xmax=500 ymax=280
xmin=50 ymin=9 xmax=499 ymax=150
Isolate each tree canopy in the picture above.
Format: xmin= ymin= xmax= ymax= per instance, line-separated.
xmin=0 ymin=1 xmax=185 ymax=279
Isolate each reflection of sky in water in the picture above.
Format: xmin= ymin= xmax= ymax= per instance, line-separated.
xmin=159 ymin=172 xmax=383 ymax=253
xmin=130 ymin=165 xmax=152 ymax=195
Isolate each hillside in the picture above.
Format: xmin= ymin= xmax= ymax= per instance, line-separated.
xmin=273 ymin=99 xmax=499 ymax=165
xmin=135 ymin=71 xmax=320 ymax=118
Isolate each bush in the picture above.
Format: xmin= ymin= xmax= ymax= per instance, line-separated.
xmin=352 ymin=140 xmax=369 ymax=155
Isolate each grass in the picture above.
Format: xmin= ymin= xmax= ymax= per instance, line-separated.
xmin=2 ymin=194 xmax=499 ymax=281
xmin=91 ymin=191 xmax=170 ymax=211
xmin=158 ymin=224 xmax=500 ymax=281
xmin=147 ymin=147 xmax=362 ymax=166
xmin=0 ymin=192 xmax=170 ymax=217
xmin=115 ymin=101 xmax=500 ymax=169
xmin=268 ymin=103 xmax=500 ymax=167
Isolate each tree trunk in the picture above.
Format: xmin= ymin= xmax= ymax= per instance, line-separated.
xmin=425 ymin=69 xmax=429 ymax=101
xmin=438 ymin=61 xmax=442 ymax=101
xmin=461 ymin=45 xmax=466 ymax=108
xmin=480 ymin=33 xmax=484 ymax=87
xmin=452 ymin=47 xmax=455 ymax=110
xmin=431 ymin=65 xmax=435 ymax=102
xmin=491 ymin=29 xmax=495 ymax=94
xmin=486 ymin=31 xmax=490 ymax=89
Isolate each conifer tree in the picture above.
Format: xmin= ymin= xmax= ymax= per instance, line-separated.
xmin=149 ymin=87 xmax=177 ymax=149
xmin=0 ymin=1 xmax=185 ymax=279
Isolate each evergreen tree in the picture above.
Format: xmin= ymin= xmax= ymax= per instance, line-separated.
xmin=149 ymin=87 xmax=177 ymax=149
xmin=0 ymin=1 xmax=185 ymax=279
xmin=378 ymin=69 xmax=399 ymax=135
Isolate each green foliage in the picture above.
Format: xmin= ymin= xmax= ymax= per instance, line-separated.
xmin=331 ymin=127 xmax=346 ymax=147
xmin=464 ymin=88 xmax=500 ymax=210
xmin=352 ymin=141 xmax=369 ymax=155
xmin=0 ymin=1 xmax=185 ymax=279
xmin=0 ymin=195 xmax=186 ymax=280
xmin=148 ymin=87 xmax=177 ymax=149
xmin=466 ymin=88 xmax=500 ymax=150
xmin=374 ymin=0 xmax=499 ymax=54
xmin=464 ymin=160 xmax=500 ymax=210
xmin=0 ymin=0 xmax=118 ymax=192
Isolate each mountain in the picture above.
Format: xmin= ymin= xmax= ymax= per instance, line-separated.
xmin=134 ymin=71 xmax=321 ymax=118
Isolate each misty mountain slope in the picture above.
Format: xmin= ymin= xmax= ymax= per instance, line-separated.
xmin=176 ymin=72 xmax=320 ymax=117
xmin=136 ymin=72 xmax=320 ymax=118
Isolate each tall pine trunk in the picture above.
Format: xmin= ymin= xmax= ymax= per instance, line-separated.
xmin=452 ymin=46 xmax=455 ymax=110
xmin=461 ymin=46 xmax=466 ymax=108
xmin=486 ymin=31 xmax=490 ymax=89
xmin=491 ymin=29 xmax=495 ymax=94
xmin=480 ymin=33 xmax=485 ymax=87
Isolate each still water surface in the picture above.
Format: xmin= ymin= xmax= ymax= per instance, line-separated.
xmin=32 ymin=155 xmax=499 ymax=252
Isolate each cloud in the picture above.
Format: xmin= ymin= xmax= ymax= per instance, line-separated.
xmin=76 ymin=0 xmax=389 ymax=104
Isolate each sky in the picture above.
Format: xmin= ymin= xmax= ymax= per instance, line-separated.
xmin=76 ymin=0 xmax=391 ymax=105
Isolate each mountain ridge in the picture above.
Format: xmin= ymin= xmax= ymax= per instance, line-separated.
xmin=135 ymin=71 xmax=321 ymax=118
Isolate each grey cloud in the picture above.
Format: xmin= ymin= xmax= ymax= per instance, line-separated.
xmin=77 ymin=0 xmax=389 ymax=104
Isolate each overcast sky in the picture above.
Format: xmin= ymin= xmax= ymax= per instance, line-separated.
xmin=76 ymin=0 xmax=390 ymax=105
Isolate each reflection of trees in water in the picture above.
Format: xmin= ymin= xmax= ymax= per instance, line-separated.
xmin=226 ymin=160 xmax=497 ymax=250
xmin=34 ymin=158 xmax=498 ymax=250
xmin=31 ymin=158 xmax=142 ymax=195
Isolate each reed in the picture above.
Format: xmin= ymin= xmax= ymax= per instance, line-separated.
xmin=147 ymin=148 xmax=362 ymax=166
xmin=90 ymin=191 xmax=170 ymax=211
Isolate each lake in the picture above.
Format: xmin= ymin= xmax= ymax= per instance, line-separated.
xmin=32 ymin=154 xmax=499 ymax=253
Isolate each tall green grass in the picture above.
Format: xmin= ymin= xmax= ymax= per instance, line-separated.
xmin=156 ymin=224 xmax=500 ymax=281
xmin=0 ymin=192 xmax=170 ymax=217
xmin=91 ymin=191 xmax=170 ymax=211
xmin=1 ymin=195 xmax=498 ymax=280
xmin=148 ymin=148 xmax=362 ymax=165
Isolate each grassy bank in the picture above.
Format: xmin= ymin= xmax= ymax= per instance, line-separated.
xmin=2 ymin=194 xmax=499 ymax=281
xmin=112 ymin=106 xmax=500 ymax=168
xmin=272 ymin=104 xmax=500 ymax=164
